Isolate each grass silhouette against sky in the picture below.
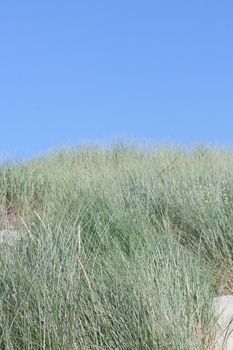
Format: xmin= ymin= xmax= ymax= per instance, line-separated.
xmin=1 ymin=1 xmax=233 ymax=158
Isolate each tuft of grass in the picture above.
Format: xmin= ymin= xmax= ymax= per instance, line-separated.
xmin=0 ymin=144 xmax=232 ymax=349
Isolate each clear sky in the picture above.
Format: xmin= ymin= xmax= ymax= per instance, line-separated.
xmin=0 ymin=1 xmax=233 ymax=158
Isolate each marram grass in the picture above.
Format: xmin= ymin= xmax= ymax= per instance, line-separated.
xmin=0 ymin=145 xmax=232 ymax=349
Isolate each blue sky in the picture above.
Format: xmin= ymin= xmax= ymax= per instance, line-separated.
xmin=0 ymin=1 xmax=233 ymax=158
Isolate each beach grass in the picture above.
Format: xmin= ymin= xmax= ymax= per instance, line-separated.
xmin=0 ymin=144 xmax=232 ymax=349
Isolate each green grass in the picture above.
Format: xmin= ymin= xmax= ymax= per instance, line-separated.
xmin=0 ymin=144 xmax=232 ymax=349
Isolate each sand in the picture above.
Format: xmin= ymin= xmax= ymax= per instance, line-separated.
xmin=214 ymin=295 xmax=233 ymax=350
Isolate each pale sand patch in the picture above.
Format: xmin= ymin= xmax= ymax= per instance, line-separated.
xmin=0 ymin=229 xmax=22 ymax=246
xmin=214 ymin=295 xmax=233 ymax=350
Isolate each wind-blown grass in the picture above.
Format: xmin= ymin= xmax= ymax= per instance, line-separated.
xmin=0 ymin=145 xmax=232 ymax=349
